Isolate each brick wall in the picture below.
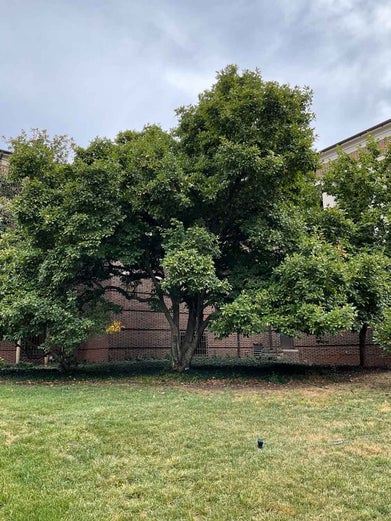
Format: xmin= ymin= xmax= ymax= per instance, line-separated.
xmin=89 ymin=283 xmax=261 ymax=362
xmin=257 ymin=328 xmax=391 ymax=367
xmin=82 ymin=283 xmax=391 ymax=367
xmin=77 ymin=334 xmax=109 ymax=363
xmin=94 ymin=288 xmax=260 ymax=361
xmin=0 ymin=340 xmax=16 ymax=363
xmin=1 ymin=283 xmax=391 ymax=367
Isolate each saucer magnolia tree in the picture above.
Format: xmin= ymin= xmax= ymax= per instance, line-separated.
xmin=103 ymin=65 xmax=318 ymax=370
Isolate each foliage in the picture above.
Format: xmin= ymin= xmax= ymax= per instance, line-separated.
xmin=215 ymin=138 xmax=391 ymax=364
xmin=322 ymin=139 xmax=391 ymax=360
xmin=345 ymin=251 xmax=391 ymax=328
xmin=0 ymin=149 xmax=19 ymax=233
xmin=322 ymin=138 xmax=391 ymax=251
xmin=0 ymin=131 xmax=123 ymax=365
xmin=0 ymin=66 xmax=318 ymax=370
xmin=105 ymin=320 xmax=122 ymax=333
xmin=373 ymin=308 xmax=391 ymax=352
xmin=161 ymin=221 xmax=230 ymax=298
xmin=213 ymin=239 xmax=356 ymax=338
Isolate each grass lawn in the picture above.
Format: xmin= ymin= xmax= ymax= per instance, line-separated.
xmin=0 ymin=362 xmax=390 ymax=520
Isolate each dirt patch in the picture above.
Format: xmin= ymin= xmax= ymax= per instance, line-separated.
xmin=167 ymin=369 xmax=391 ymax=393
xmin=377 ymin=401 xmax=391 ymax=413
xmin=348 ymin=439 xmax=391 ymax=458
xmin=4 ymin=432 xmax=18 ymax=446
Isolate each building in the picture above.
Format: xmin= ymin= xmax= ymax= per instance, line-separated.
xmin=1 ymin=122 xmax=391 ymax=367
xmin=320 ymin=118 xmax=391 ymax=208
xmin=0 ymin=148 xmax=11 ymax=171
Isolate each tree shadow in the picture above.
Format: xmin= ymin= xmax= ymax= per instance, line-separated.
xmin=0 ymin=358 xmax=387 ymax=386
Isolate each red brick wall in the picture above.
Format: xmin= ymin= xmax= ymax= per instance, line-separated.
xmin=98 ymin=303 xmax=260 ymax=362
xmin=258 ymin=329 xmax=391 ymax=367
xmin=0 ymin=340 xmax=16 ymax=363
xmin=77 ymin=334 xmax=109 ymax=363
xmin=76 ymin=283 xmax=391 ymax=367
xmin=93 ymin=283 xmax=262 ymax=362
xmin=1 ymin=281 xmax=391 ymax=367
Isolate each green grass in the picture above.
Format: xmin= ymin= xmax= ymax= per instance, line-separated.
xmin=0 ymin=363 xmax=390 ymax=520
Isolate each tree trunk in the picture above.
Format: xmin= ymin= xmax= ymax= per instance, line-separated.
xmin=170 ymin=307 xmax=198 ymax=371
xmin=359 ymin=323 xmax=368 ymax=368
xmin=170 ymin=331 xmax=200 ymax=371
xmin=171 ymin=338 xmax=199 ymax=372
xmin=149 ymin=274 xmax=209 ymax=372
xmin=169 ymin=296 xmax=208 ymax=371
xmin=169 ymin=300 xmax=181 ymax=370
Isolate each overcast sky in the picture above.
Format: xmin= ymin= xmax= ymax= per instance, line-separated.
xmin=1 ymin=0 xmax=390 ymax=151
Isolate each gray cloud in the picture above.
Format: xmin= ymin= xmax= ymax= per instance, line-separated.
xmin=1 ymin=0 xmax=390 ymax=150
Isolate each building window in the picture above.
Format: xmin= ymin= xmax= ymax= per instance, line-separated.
xmin=21 ymin=334 xmax=45 ymax=358
xmin=280 ymin=334 xmax=294 ymax=349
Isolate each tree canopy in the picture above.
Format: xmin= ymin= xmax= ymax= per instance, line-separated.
xmin=216 ymin=138 xmax=391 ymax=365
xmin=0 ymin=66 xmax=320 ymax=370
xmin=322 ymin=139 xmax=391 ymax=363
xmin=0 ymin=130 xmax=122 ymax=367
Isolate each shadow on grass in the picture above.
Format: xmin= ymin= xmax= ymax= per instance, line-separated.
xmin=0 ymin=358 xmax=386 ymax=385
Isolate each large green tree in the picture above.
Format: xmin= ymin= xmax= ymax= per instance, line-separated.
xmin=215 ymin=138 xmax=391 ymax=366
xmin=0 ymin=66 xmax=319 ymax=370
xmin=0 ymin=131 xmax=123 ymax=368
xmin=103 ymin=65 xmax=318 ymax=370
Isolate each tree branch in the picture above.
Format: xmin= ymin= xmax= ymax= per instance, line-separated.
xmin=144 ymin=258 xmax=175 ymax=330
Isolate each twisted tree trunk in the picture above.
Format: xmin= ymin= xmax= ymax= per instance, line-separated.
xmin=169 ymin=296 xmax=210 ymax=371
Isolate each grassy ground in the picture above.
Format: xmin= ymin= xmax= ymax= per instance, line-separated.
xmin=0 ymin=361 xmax=390 ymax=520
